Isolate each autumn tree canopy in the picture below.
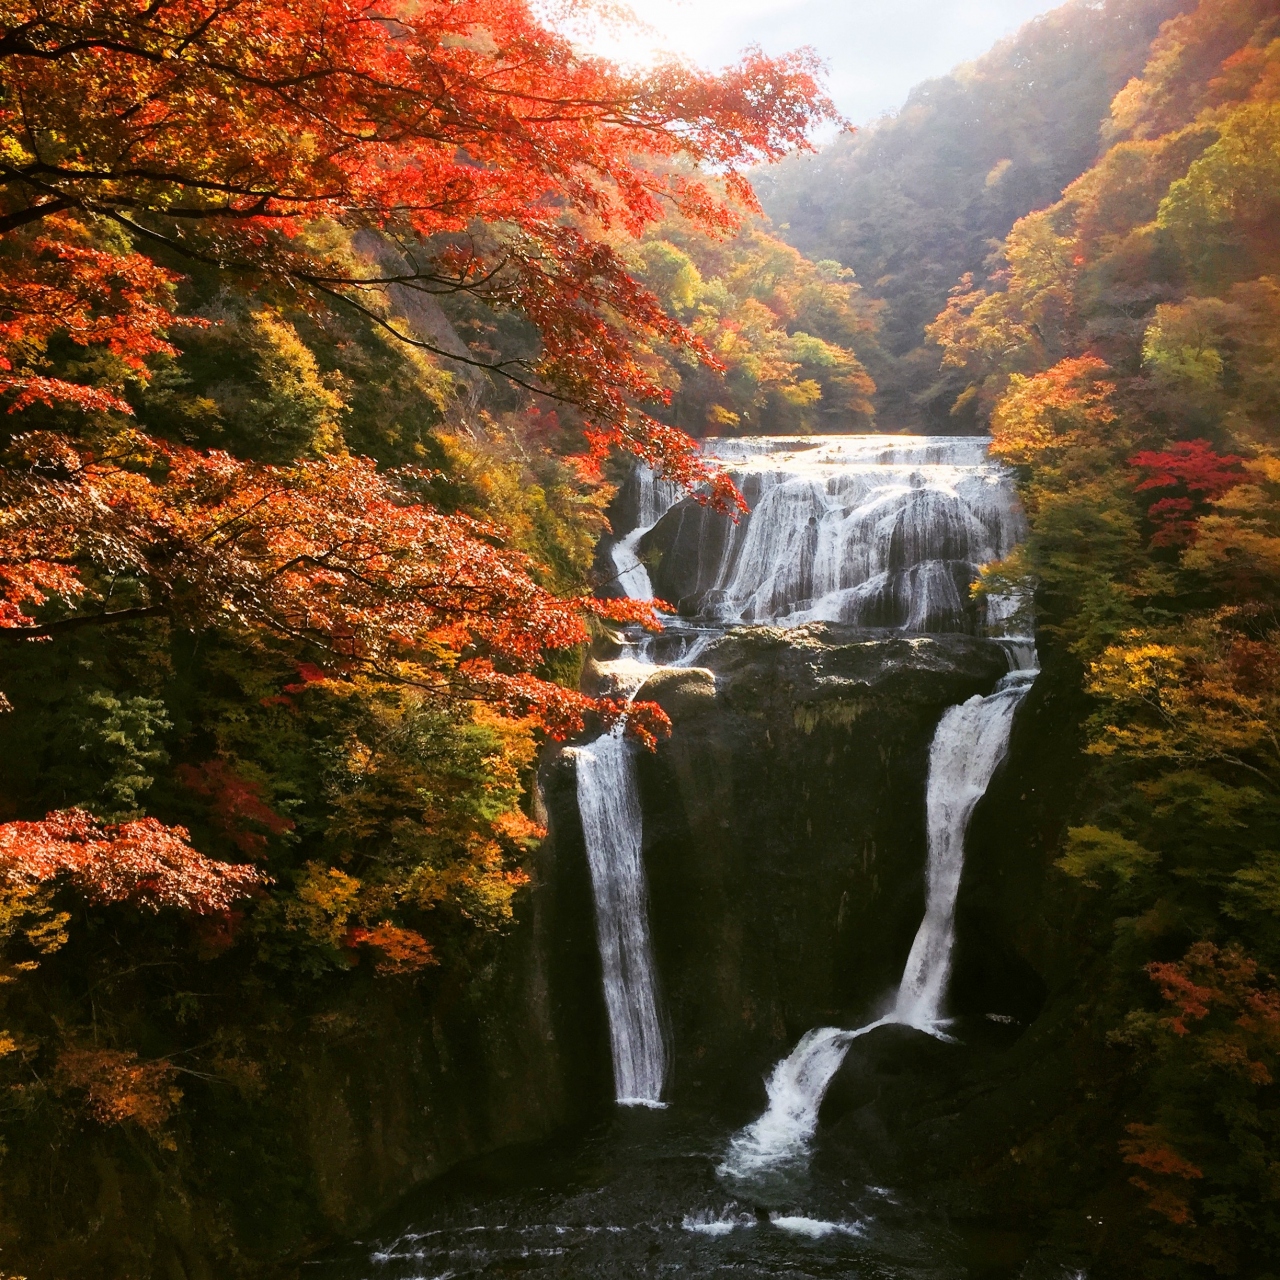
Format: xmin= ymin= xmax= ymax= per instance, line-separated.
xmin=933 ymin=1 xmax=1280 ymax=1267
xmin=0 ymin=0 xmax=838 ymax=491
xmin=0 ymin=0 xmax=834 ymax=928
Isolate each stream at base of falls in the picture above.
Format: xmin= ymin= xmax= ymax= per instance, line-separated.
xmin=308 ymin=1098 xmax=1077 ymax=1280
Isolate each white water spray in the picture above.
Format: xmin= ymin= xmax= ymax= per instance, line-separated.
xmin=685 ymin=436 xmax=1026 ymax=630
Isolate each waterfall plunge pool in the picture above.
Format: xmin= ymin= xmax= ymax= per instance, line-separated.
xmin=306 ymin=1071 xmax=1083 ymax=1280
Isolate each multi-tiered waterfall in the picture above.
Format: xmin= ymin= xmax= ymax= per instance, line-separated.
xmin=640 ymin=435 xmax=1025 ymax=631
xmin=328 ymin=434 xmax=1045 ymax=1280
xmin=578 ymin=435 xmax=1033 ymax=1120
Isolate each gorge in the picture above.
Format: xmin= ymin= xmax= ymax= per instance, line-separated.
xmin=317 ymin=436 xmax=1068 ymax=1279
xmin=6 ymin=2 xmax=1278 ymax=1275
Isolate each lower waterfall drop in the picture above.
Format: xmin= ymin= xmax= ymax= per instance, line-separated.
xmin=716 ymin=1019 xmax=893 ymax=1178
xmin=720 ymin=658 xmax=1035 ymax=1179
xmin=568 ymin=464 xmax=688 ymax=1106
xmin=894 ymin=671 xmax=1034 ymax=1030
xmin=573 ymin=723 xmax=668 ymax=1107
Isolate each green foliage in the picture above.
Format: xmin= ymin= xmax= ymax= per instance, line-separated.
xmin=1158 ymin=98 xmax=1280 ymax=284
xmin=58 ymin=689 xmax=172 ymax=820
xmin=933 ymin=3 xmax=1280 ymax=1270
xmin=1060 ymin=824 xmax=1160 ymax=884
xmin=627 ymin=220 xmax=877 ymax=435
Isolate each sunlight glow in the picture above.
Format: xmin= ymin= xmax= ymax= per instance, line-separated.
xmin=570 ymin=0 xmax=1069 ymax=128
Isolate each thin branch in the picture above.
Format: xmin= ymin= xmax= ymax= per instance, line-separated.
xmin=0 ymin=604 xmax=168 ymax=640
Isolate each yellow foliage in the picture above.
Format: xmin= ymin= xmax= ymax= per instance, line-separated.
xmin=1086 ymin=628 xmax=1280 ymax=782
xmin=990 ymin=357 xmax=1117 ymax=466
xmin=1059 ymin=825 xmax=1160 ymax=885
xmin=0 ymin=882 xmax=69 ymax=992
xmin=285 ymin=863 xmax=362 ymax=949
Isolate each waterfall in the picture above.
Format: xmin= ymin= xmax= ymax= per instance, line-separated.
xmin=678 ymin=436 xmax=1026 ymax=631
xmin=717 ymin=1019 xmax=893 ymax=1177
xmin=573 ymin=724 xmax=668 ymax=1106
xmin=893 ymin=670 xmax=1034 ymax=1029
xmin=610 ymin=466 xmax=682 ymax=600
xmin=578 ymin=435 xmax=1032 ymax=1120
xmin=571 ymin=465 xmax=682 ymax=1107
xmin=719 ymin=655 xmax=1035 ymax=1180
xmin=699 ymin=437 xmax=1035 ymax=1178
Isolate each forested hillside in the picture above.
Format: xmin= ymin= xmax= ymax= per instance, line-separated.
xmin=625 ymin=220 xmax=876 ymax=437
xmin=932 ymin=0 xmax=1280 ymax=1271
xmin=0 ymin=3 xmax=847 ymax=1272
xmin=756 ymin=0 xmax=1192 ymax=429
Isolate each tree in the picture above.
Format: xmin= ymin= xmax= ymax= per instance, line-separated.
xmin=0 ymin=429 xmax=670 ymax=742
xmin=0 ymin=0 xmax=838 ymax=495
xmin=937 ymin=3 xmax=1280 ymax=1268
xmin=754 ymin=0 xmax=1187 ymax=429
xmin=0 ymin=808 xmax=263 ymax=913
xmin=626 ymin=220 xmax=876 ymax=435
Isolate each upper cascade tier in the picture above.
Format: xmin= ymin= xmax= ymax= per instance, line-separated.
xmin=631 ymin=435 xmax=1027 ymax=635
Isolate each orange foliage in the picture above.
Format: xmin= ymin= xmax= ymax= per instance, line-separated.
xmin=0 ymin=808 xmax=264 ymax=913
xmin=0 ymin=0 xmax=837 ymax=495
xmin=343 ymin=923 xmax=436 ymax=974
xmin=0 ymin=432 xmax=671 ymax=742
xmin=55 ymin=1045 xmax=181 ymax=1132
xmin=989 ymin=356 xmax=1118 ymax=466
xmin=1148 ymin=941 xmax=1280 ymax=1078
xmin=1121 ymin=1120 xmax=1203 ymax=1227
xmin=0 ymin=213 xmax=206 ymax=411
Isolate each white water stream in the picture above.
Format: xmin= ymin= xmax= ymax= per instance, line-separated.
xmin=691 ymin=436 xmax=1025 ymax=630
xmin=608 ymin=467 xmax=683 ymax=601
xmin=569 ymin=467 xmax=684 ymax=1107
xmin=573 ymin=712 xmax=668 ymax=1106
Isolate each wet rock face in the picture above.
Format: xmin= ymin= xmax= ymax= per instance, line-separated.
xmin=544 ymin=624 xmax=1011 ymax=1112
xmin=639 ymin=491 xmax=747 ymax=614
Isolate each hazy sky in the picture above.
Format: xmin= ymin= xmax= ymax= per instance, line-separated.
xmin=583 ymin=0 xmax=1068 ymax=129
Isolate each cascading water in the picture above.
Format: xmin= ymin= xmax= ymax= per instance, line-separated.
xmin=893 ymin=662 xmax=1036 ymax=1030
xmin=666 ymin=436 xmax=1038 ymax=1180
xmin=572 ymin=709 xmax=668 ymax=1107
xmin=718 ymin=670 xmax=1033 ymax=1177
xmin=569 ymin=466 xmax=683 ymax=1108
xmin=719 ymin=650 xmax=1037 ymax=1181
xmin=327 ymin=434 xmax=1054 ymax=1279
xmin=581 ymin=435 xmax=1033 ymax=1123
xmin=655 ymin=436 xmax=1025 ymax=629
xmin=609 ymin=466 xmax=683 ymax=600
